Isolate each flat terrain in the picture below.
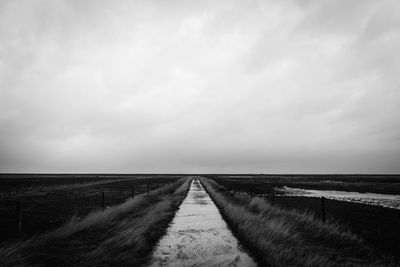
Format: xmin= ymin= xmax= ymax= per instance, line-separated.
xmin=0 ymin=174 xmax=182 ymax=242
xmin=1 ymin=174 xmax=399 ymax=265
xmin=205 ymin=174 xmax=400 ymax=194
xmin=207 ymin=175 xmax=400 ymax=260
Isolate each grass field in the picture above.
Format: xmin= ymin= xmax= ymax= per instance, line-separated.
xmin=1 ymin=174 xmax=399 ymax=266
xmin=0 ymin=174 xmax=183 ymax=242
xmin=0 ymin=177 xmax=192 ymax=266
xmin=200 ymin=177 xmax=395 ymax=266
xmin=204 ymin=174 xmax=400 ymax=194
xmin=207 ymin=175 xmax=400 ymax=260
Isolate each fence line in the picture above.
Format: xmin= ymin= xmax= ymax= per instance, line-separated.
xmin=231 ymin=188 xmax=327 ymax=223
xmin=0 ymin=181 xmax=169 ymax=237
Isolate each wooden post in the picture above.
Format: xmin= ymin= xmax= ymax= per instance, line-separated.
xmin=132 ymin=184 xmax=135 ymax=198
xmin=16 ymin=201 xmax=22 ymax=234
xmin=147 ymin=182 xmax=150 ymax=193
xmin=101 ymin=192 xmax=105 ymax=209
xmin=272 ymin=189 xmax=275 ymax=206
xmin=321 ymin=197 xmax=326 ymax=222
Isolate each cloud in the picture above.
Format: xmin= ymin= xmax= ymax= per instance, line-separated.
xmin=0 ymin=0 xmax=399 ymax=173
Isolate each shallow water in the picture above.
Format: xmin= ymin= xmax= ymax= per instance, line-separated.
xmin=147 ymin=177 xmax=257 ymax=267
xmin=276 ymin=186 xmax=400 ymax=209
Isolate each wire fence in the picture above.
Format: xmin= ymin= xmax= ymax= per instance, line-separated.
xmin=230 ymin=188 xmax=328 ymax=222
xmin=0 ymin=180 xmax=174 ymax=240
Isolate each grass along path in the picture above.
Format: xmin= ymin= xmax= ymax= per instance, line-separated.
xmin=200 ymin=177 xmax=395 ymax=266
xmin=0 ymin=177 xmax=192 ymax=267
xmin=148 ymin=177 xmax=257 ymax=266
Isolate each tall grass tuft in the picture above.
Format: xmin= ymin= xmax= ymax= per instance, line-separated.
xmin=200 ymin=177 xmax=394 ymax=267
xmin=0 ymin=177 xmax=192 ymax=267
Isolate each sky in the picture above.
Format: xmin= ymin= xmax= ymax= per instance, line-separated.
xmin=0 ymin=0 xmax=399 ymax=173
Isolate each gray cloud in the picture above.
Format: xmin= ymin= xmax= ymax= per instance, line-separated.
xmin=0 ymin=0 xmax=399 ymax=173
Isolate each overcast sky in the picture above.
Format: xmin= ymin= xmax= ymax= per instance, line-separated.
xmin=0 ymin=0 xmax=399 ymax=173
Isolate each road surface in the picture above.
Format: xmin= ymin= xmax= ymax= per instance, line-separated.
xmin=148 ymin=177 xmax=257 ymax=267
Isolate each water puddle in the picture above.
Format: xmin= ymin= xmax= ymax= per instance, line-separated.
xmin=147 ymin=177 xmax=257 ymax=267
xmin=276 ymin=186 xmax=400 ymax=209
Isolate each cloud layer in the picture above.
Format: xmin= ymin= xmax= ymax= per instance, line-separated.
xmin=1 ymin=0 xmax=399 ymax=173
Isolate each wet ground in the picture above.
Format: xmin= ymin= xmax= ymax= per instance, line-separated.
xmin=276 ymin=186 xmax=400 ymax=209
xmin=148 ymin=177 xmax=257 ymax=267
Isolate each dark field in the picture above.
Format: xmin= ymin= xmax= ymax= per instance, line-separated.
xmin=0 ymin=174 xmax=182 ymax=242
xmin=207 ymin=175 xmax=400 ymax=260
xmin=206 ymin=174 xmax=400 ymax=194
xmin=1 ymin=174 xmax=399 ymax=262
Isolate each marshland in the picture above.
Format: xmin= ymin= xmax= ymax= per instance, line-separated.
xmin=0 ymin=174 xmax=399 ymax=266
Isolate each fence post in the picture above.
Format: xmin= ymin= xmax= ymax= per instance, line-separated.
xmin=321 ymin=197 xmax=326 ymax=222
xmin=101 ymin=192 xmax=105 ymax=209
xmin=132 ymin=184 xmax=135 ymax=198
xmin=16 ymin=201 xmax=22 ymax=234
xmin=147 ymin=182 xmax=150 ymax=193
xmin=272 ymin=189 xmax=275 ymax=206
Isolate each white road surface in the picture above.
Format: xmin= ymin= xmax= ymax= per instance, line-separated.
xmin=148 ymin=177 xmax=257 ymax=267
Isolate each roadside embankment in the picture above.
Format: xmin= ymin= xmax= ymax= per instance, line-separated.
xmin=200 ymin=177 xmax=394 ymax=266
xmin=0 ymin=177 xmax=192 ymax=267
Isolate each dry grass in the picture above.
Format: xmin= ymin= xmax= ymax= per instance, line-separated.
xmin=0 ymin=177 xmax=192 ymax=267
xmin=200 ymin=177 xmax=394 ymax=267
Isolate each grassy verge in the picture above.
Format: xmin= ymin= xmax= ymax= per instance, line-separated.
xmin=208 ymin=176 xmax=400 ymax=259
xmin=0 ymin=177 xmax=192 ymax=267
xmin=0 ymin=176 xmax=181 ymax=241
xmin=200 ymin=177 xmax=394 ymax=266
